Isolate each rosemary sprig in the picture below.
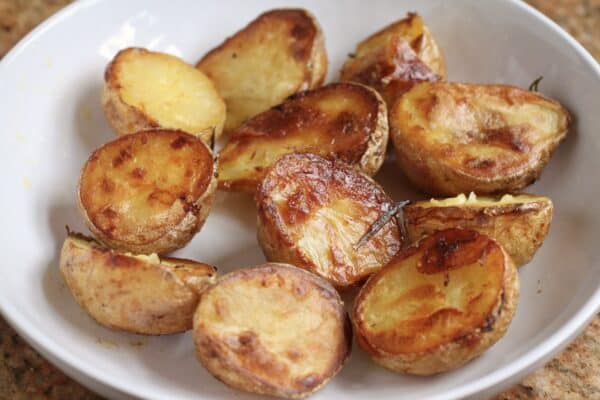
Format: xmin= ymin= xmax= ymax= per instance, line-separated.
xmin=354 ymin=200 xmax=410 ymax=249
xmin=209 ymin=127 xmax=216 ymax=152
xmin=528 ymin=76 xmax=543 ymax=92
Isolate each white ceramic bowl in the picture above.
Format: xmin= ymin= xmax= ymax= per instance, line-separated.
xmin=1 ymin=0 xmax=599 ymax=399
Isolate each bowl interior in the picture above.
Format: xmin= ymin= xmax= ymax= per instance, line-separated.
xmin=0 ymin=0 xmax=599 ymax=399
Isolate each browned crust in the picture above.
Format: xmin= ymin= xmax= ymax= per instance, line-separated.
xmin=218 ymin=82 xmax=388 ymax=192
xmin=59 ymin=233 xmax=216 ymax=335
xmin=352 ymin=229 xmax=519 ymax=375
xmin=340 ymin=12 xmax=445 ymax=106
xmin=193 ymin=263 xmax=351 ymax=398
xmin=390 ymin=82 xmax=571 ymax=196
xmin=404 ymin=195 xmax=553 ymax=266
xmin=77 ymin=129 xmax=217 ymax=254
xmin=256 ymin=153 xmax=401 ymax=288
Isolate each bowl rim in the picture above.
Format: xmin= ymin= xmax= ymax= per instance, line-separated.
xmin=0 ymin=0 xmax=599 ymax=399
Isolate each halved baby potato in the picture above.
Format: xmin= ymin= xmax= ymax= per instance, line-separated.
xmin=60 ymin=232 xmax=216 ymax=335
xmin=78 ymin=129 xmax=217 ymax=254
xmin=390 ymin=82 xmax=570 ymax=196
xmin=197 ymin=8 xmax=327 ymax=133
xmin=340 ymin=12 xmax=445 ymax=107
xmin=193 ymin=263 xmax=351 ymax=399
xmin=256 ymin=153 xmax=402 ymax=288
xmin=103 ymin=47 xmax=226 ymax=143
xmin=218 ymin=82 xmax=388 ymax=192
xmin=353 ymin=228 xmax=519 ymax=375
xmin=404 ymin=192 xmax=553 ymax=266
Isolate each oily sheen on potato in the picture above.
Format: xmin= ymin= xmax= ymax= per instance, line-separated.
xmin=218 ymin=82 xmax=388 ymax=192
xmin=404 ymin=192 xmax=553 ymax=266
xmin=103 ymin=47 xmax=226 ymax=143
xmin=353 ymin=228 xmax=519 ymax=375
xmin=78 ymin=129 xmax=217 ymax=254
xmin=60 ymin=232 xmax=216 ymax=335
xmin=390 ymin=82 xmax=571 ymax=196
xmin=197 ymin=8 xmax=327 ymax=133
xmin=193 ymin=263 xmax=351 ymax=399
xmin=256 ymin=153 xmax=401 ymax=288
xmin=340 ymin=12 xmax=445 ymax=107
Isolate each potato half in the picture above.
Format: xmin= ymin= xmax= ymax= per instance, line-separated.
xmin=103 ymin=47 xmax=226 ymax=143
xmin=353 ymin=228 xmax=519 ymax=375
xmin=404 ymin=192 xmax=553 ymax=266
xmin=218 ymin=82 xmax=388 ymax=192
xmin=78 ymin=129 xmax=217 ymax=254
xmin=256 ymin=153 xmax=401 ymax=288
xmin=197 ymin=8 xmax=327 ymax=133
xmin=60 ymin=232 xmax=216 ymax=335
xmin=193 ymin=263 xmax=351 ymax=399
xmin=340 ymin=12 xmax=445 ymax=107
xmin=390 ymin=82 xmax=570 ymax=196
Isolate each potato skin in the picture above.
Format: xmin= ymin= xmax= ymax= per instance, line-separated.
xmin=103 ymin=47 xmax=225 ymax=143
xmin=390 ymin=82 xmax=571 ymax=196
xmin=404 ymin=193 xmax=553 ymax=266
xmin=353 ymin=229 xmax=519 ymax=375
xmin=340 ymin=13 xmax=445 ymax=107
xmin=256 ymin=153 xmax=401 ymax=288
xmin=59 ymin=233 xmax=216 ymax=335
xmin=197 ymin=8 xmax=327 ymax=133
xmin=193 ymin=263 xmax=351 ymax=399
xmin=77 ymin=129 xmax=217 ymax=254
xmin=218 ymin=82 xmax=388 ymax=192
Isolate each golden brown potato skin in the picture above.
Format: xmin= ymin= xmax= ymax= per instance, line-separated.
xmin=256 ymin=153 xmax=401 ymax=288
xmin=353 ymin=229 xmax=519 ymax=375
xmin=78 ymin=129 xmax=217 ymax=254
xmin=197 ymin=9 xmax=327 ymax=132
xmin=340 ymin=13 xmax=445 ymax=107
xmin=404 ymin=193 xmax=553 ymax=266
xmin=218 ymin=82 xmax=388 ymax=192
xmin=193 ymin=263 xmax=351 ymax=399
xmin=59 ymin=233 xmax=216 ymax=335
xmin=390 ymin=82 xmax=571 ymax=196
xmin=103 ymin=47 xmax=226 ymax=143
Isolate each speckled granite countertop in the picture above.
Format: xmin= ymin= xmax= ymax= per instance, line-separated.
xmin=0 ymin=1 xmax=598 ymax=399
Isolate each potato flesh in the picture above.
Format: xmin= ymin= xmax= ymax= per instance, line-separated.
xmin=79 ymin=130 xmax=213 ymax=245
xmin=360 ymin=230 xmax=504 ymax=354
xmin=399 ymin=82 xmax=568 ymax=178
xmin=258 ymin=153 xmax=400 ymax=287
xmin=198 ymin=9 xmax=324 ymax=131
xmin=218 ymin=83 xmax=382 ymax=190
xmin=425 ymin=192 xmax=537 ymax=207
xmin=194 ymin=264 xmax=349 ymax=395
xmin=115 ymin=49 xmax=225 ymax=138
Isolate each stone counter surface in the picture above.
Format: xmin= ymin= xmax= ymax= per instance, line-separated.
xmin=0 ymin=0 xmax=598 ymax=399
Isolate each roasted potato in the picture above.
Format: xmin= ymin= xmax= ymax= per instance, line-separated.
xmin=103 ymin=48 xmax=226 ymax=143
xmin=78 ymin=129 xmax=217 ymax=254
xmin=353 ymin=228 xmax=519 ymax=375
xmin=256 ymin=153 xmax=402 ymax=288
xmin=390 ymin=82 xmax=570 ymax=196
xmin=60 ymin=232 xmax=216 ymax=335
xmin=197 ymin=9 xmax=327 ymax=133
xmin=404 ymin=192 xmax=553 ymax=266
xmin=218 ymin=82 xmax=388 ymax=192
xmin=340 ymin=13 xmax=445 ymax=107
xmin=193 ymin=263 xmax=351 ymax=399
